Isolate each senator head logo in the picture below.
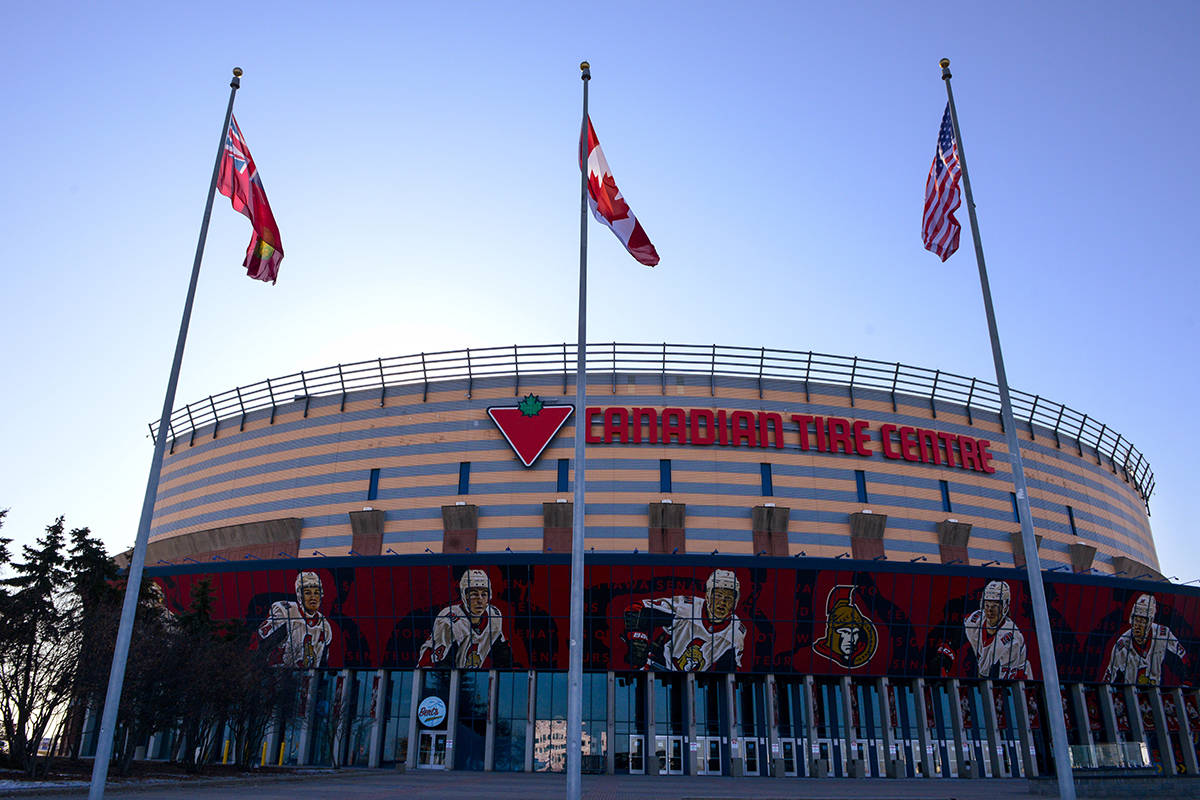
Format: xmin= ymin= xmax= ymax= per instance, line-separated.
xmin=812 ymin=585 xmax=879 ymax=669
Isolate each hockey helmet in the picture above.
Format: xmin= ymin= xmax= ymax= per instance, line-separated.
xmin=295 ymin=571 xmax=323 ymax=603
xmin=706 ymin=568 xmax=740 ymax=606
xmin=459 ymin=568 xmax=492 ymax=598
xmin=982 ymin=580 xmax=1011 ymax=620
xmin=1130 ymin=593 xmax=1157 ymax=623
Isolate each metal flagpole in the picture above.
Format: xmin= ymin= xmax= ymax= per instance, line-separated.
xmin=87 ymin=67 xmax=242 ymax=800
xmin=566 ymin=59 xmax=591 ymax=800
xmin=939 ymin=58 xmax=1076 ymax=800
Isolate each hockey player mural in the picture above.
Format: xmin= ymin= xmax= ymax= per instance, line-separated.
xmin=1102 ymin=593 xmax=1188 ymax=686
xmin=811 ymin=585 xmax=878 ymax=669
xmin=257 ymin=571 xmax=334 ymax=668
xmin=417 ymin=568 xmax=514 ymax=669
xmin=621 ymin=568 xmax=747 ymax=671
xmin=154 ymin=560 xmax=1200 ymax=684
xmin=962 ymin=580 xmax=1031 ymax=679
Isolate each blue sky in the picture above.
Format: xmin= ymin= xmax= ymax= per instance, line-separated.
xmin=1 ymin=2 xmax=1196 ymax=576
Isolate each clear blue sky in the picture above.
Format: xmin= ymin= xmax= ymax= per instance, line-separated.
xmin=1 ymin=2 xmax=1196 ymax=576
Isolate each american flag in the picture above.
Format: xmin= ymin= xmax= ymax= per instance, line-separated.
xmin=922 ymin=103 xmax=962 ymax=261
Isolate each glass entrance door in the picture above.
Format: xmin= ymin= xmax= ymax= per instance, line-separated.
xmin=780 ymin=737 xmax=799 ymax=776
xmin=696 ymin=736 xmax=722 ymax=775
xmin=655 ymin=735 xmax=684 ymax=774
xmin=627 ymin=735 xmax=646 ymax=774
xmin=417 ymin=731 xmax=447 ymax=769
xmin=743 ymin=738 xmax=760 ymax=775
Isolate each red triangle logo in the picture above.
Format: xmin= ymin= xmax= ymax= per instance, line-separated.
xmin=487 ymin=395 xmax=574 ymax=468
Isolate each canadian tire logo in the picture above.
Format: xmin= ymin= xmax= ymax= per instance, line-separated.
xmin=487 ymin=394 xmax=574 ymax=468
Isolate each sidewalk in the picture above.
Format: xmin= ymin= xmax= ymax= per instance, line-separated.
xmin=7 ymin=770 xmax=1050 ymax=800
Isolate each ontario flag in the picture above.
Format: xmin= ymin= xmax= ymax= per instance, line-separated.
xmin=218 ymin=115 xmax=284 ymax=283
xmin=581 ymin=116 xmax=659 ymax=267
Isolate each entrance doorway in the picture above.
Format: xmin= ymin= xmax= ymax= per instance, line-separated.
xmin=417 ymin=731 xmax=447 ymax=769
xmin=743 ymin=738 xmax=761 ymax=775
xmin=655 ymin=735 xmax=684 ymax=774
xmin=780 ymin=737 xmax=799 ymax=776
xmin=627 ymin=735 xmax=646 ymax=774
xmin=696 ymin=735 xmax=722 ymax=775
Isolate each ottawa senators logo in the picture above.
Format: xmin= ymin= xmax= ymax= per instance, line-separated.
xmin=812 ymin=585 xmax=878 ymax=669
xmin=676 ymin=639 xmax=706 ymax=671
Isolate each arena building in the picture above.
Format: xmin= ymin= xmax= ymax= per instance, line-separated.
xmin=86 ymin=343 xmax=1200 ymax=781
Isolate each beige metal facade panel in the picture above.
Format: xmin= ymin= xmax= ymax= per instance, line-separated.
xmin=148 ymin=372 xmax=1154 ymax=577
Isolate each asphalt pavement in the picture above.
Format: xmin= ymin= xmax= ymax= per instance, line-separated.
xmin=6 ymin=770 xmax=1053 ymax=800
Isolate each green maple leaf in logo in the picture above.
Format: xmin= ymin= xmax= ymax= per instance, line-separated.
xmin=517 ymin=393 xmax=544 ymax=417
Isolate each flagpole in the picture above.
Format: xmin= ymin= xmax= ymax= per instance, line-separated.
xmin=566 ymin=59 xmax=590 ymax=800
xmin=87 ymin=67 xmax=242 ymax=800
xmin=939 ymin=58 xmax=1076 ymax=800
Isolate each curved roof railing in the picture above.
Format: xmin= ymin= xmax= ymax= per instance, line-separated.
xmin=151 ymin=342 xmax=1154 ymax=503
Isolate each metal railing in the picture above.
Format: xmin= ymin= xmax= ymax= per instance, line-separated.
xmin=150 ymin=343 xmax=1154 ymax=502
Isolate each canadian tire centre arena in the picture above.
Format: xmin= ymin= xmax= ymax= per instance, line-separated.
xmin=84 ymin=342 xmax=1200 ymax=782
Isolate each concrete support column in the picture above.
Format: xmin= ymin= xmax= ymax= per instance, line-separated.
xmin=765 ymin=673 xmax=784 ymax=778
xmin=484 ymin=669 xmax=497 ymax=771
xmin=1147 ymin=688 xmax=1176 ymax=774
xmin=348 ymin=509 xmax=385 ymax=556
xmin=685 ymin=672 xmax=699 ymax=776
xmin=877 ymin=677 xmax=898 ymax=777
xmin=441 ymin=504 xmax=479 ymax=553
xmin=980 ymin=680 xmax=1003 ymax=777
xmin=263 ymin=716 xmax=282 ymax=767
xmin=1172 ymin=688 xmax=1199 ymax=775
xmin=726 ymin=672 xmax=743 ymax=776
xmin=445 ymin=669 xmax=461 ymax=771
xmin=1097 ymin=684 xmax=1119 ymax=747
xmin=646 ymin=671 xmax=659 ymax=776
xmin=947 ymin=679 xmax=970 ymax=778
xmin=802 ymin=675 xmax=823 ymax=777
xmin=332 ymin=670 xmax=353 ymax=767
xmin=524 ymin=671 xmax=535 ymax=772
xmin=913 ymin=677 xmax=934 ymax=778
xmin=367 ymin=670 xmax=387 ymax=768
xmin=405 ymin=669 xmax=422 ymax=771
xmin=840 ymin=676 xmax=863 ymax=776
xmin=1070 ymin=684 xmax=1094 ymax=750
xmin=1012 ymin=682 xmax=1038 ymax=777
xmin=606 ymin=671 xmax=616 ymax=775
xmin=1123 ymin=685 xmax=1147 ymax=767
xmin=295 ymin=670 xmax=319 ymax=766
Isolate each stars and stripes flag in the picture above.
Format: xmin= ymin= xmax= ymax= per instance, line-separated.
xmin=922 ymin=103 xmax=962 ymax=262
xmin=581 ymin=116 xmax=659 ymax=267
xmin=218 ymin=115 xmax=284 ymax=283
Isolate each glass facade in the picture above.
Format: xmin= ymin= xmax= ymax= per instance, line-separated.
xmin=88 ymin=666 xmax=1186 ymax=779
xmin=533 ymin=671 xmax=567 ymax=772
xmin=456 ymin=671 xmax=489 ymax=770
xmin=614 ymin=673 xmax=646 ymax=773
xmin=382 ymin=670 xmax=414 ymax=765
xmin=494 ymin=671 xmax=528 ymax=772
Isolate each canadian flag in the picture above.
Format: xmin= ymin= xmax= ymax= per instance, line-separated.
xmin=581 ymin=116 xmax=659 ymax=267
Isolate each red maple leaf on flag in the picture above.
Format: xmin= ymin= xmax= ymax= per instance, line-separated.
xmin=588 ymin=171 xmax=632 ymax=224
xmin=581 ymin=115 xmax=658 ymax=266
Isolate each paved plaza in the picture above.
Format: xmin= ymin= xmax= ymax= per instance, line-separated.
xmin=9 ymin=771 xmax=1055 ymax=800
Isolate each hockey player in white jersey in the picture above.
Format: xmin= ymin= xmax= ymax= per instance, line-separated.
xmin=963 ymin=580 xmax=1031 ymax=679
xmin=418 ymin=569 xmax=513 ymax=668
xmin=1102 ymin=593 xmax=1187 ymax=686
xmin=257 ymin=571 xmax=333 ymax=668
xmin=622 ymin=569 xmax=746 ymax=672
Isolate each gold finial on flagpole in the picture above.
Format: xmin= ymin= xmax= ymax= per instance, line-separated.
xmin=233 ymin=67 xmax=244 ymax=77
xmin=580 ymin=61 xmax=589 ymax=71
xmin=939 ymin=58 xmax=950 ymax=68
xmin=580 ymin=61 xmax=591 ymax=81
xmin=939 ymin=58 xmax=951 ymax=80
